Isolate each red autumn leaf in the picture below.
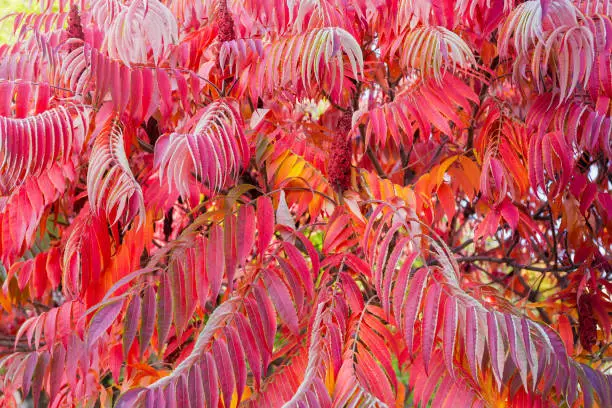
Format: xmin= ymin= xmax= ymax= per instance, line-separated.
xmin=0 ymin=2 xmax=610 ymax=407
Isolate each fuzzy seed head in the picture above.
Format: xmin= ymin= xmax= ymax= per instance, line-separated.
xmin=327 ymin=109 xmax=353 ymax=192
xmin=67 ymin=5 xmax=85 ymax=45
xmin=578 ymin=294 xmax=598 ymax=351
xmin=217 ymin=0 xmax=235 ymax=43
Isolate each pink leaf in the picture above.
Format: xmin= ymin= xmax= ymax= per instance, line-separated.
xmin=275 ymin=255 xmax=305 ymax=315
xmin=224 ymin=326 xmax=247 ymax=401
xmin=213 ymin=338 xmax=235 ymax=408
xmin=282 ymin=242 xmax=313 ymax=298
xmin=505 ymin=314 xmax=528 ymax=391
xmin=256 ymin=196 xmax=274 ymax=257
xmin=115 ymin=389 xmax=146 ymax=408
xmin=65 ymin=334 xmax=81 ymax=385
xmin=237 ymin=204 xmax=256 ymax=266
xmin=21 ymin=352 xmax=38 ymax=397
xmin=129 ymin=69 xmax=143 ymax=120
xmin=374 ymin=223 xmax=402 ymax=288
xmin=119 ymin=64 xmax=131 ymax=113
xmin=392 ymin=258 xmax=412 ymax=326
xmin=466 ymin=306 xmax=480 ymax=379
xmin=156 ymin=69 xmax=172 ymax=120
xmin=140 ymin=68 xmax=154 ymax=120
xmin=168 ymin=260 xmax=187 ymax=336
xmin=499 ymin=199 xmax=519 ymax=230
xmin=17 ymin=261 xmax=33 ymax=290
xmin=443 ymin=296 xmax=458 ymax=377
xmin=244 ymin=298 xmax=271 ymax=368
xmin=233 ymin=313 xmax=262 ymax=389
xmin=355 ymin=344 xmax=395 ymax=405
xmin=202 ymin=352 xmax=219 ymax=408
xmin=487 ymin=311 xmax=505 ymax=390
xmin=340 ymin=272 xmax=364 ymax=312
xmin=164 ymin=383 xmax=177 ymax=408
xmin=474 ymin=210 xmax=501 ymax=242
xmin=264 ymin=269 xmax=299 ymax=335
xmin=403 ymin=267 xmax=429 ymax=353
xmin=174 ymin=71 xmax=189 ymax=111
xmin=422 ymin=283 xmax=442 ymax=373
xmin=188 ymin=365 xmax=204 ymax=408
xmin=15 ymin=316 xmax=36 ymax=348
xmin=359 ymin=323 xmax=396 ymax=390
xmin=14 ymin=82 xmax=30 ymax=118
xmin=176 ymin=374 xmax=189 ymax=408
xmin=195 ymin=237 xmax=210 ymax=305
xmin=140 ymin=285 xmax=156 ymax=358
xmin=88 ymin=298 xmax=124 ymax=346
xmin=0 ymin=81 xmax=13 ymax=116
xmin=32 ymin=351 xmax=49 ymax=408
xmin=156 ymin=275 xmax=172 ymax=353
xmin=110 ymin=60 xmax=122 ymax=111
xmin=252 ymin=284 xmax=277 ymax=350
xmin=224 ymin=213 xmax=237 ymax=293
xmin=521 ymin=317 xmax=538 ymax=390
xmin=49 ymin=343 xmax=65 ymax=401
xmin=207 ymin=224 xmax=225 ymax=301
xmin=123 ymin=294 xmax=141 ymax=359
xmin=382 ymin=237 xmax=412 ymax=317
xmin=43 ymin=306 xmax=58 ymax=348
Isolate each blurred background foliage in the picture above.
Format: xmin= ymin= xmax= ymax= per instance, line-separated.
xmin=0 ymin=0 xmax=38 ymax=44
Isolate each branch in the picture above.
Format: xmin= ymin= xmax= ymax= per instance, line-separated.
xmin=0 ymin=333 xmax=36 ymax=352
xmin=366 ymin=147 xmax=387 ymax=179
xmin=455 ymin=256 xmax=580 ymax=273
xmin=451 ymin=238 xmax=474 ymax=253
